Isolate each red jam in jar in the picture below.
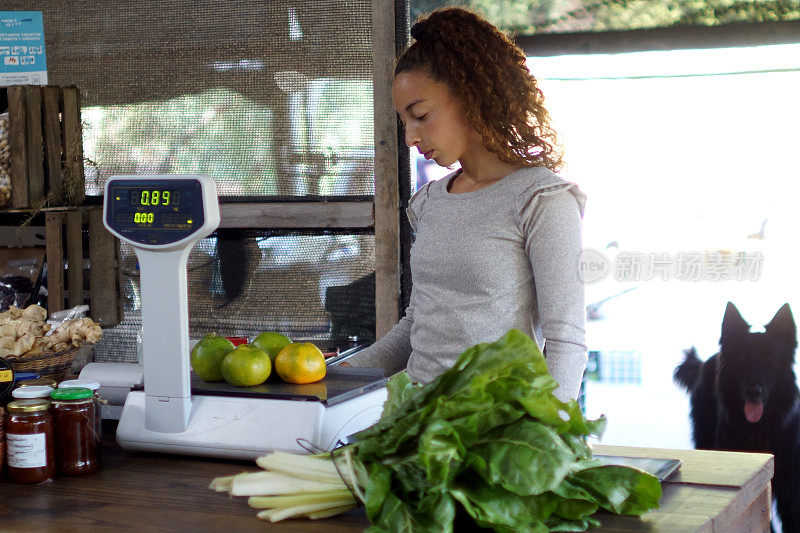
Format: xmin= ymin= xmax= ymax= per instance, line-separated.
xmin=5 ymin=399 xmax=55 ymax=484
xmin=58 ymin=380 xmax=103 ymax=455
xmin=50 ymin=387 xmax=99 ymax=476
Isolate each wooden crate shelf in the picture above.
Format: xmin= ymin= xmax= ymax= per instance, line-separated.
xmin=1 ymin=85 xmax=85 ymax=209
xmin=45 ymin=205 xmax=122 ymax=328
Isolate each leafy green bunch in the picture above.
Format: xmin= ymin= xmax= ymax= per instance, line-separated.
xmin=345 ymin=329 xmax=661 ymax=532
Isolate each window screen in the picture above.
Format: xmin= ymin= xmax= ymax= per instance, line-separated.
xmin=7 ymin=0 xmax=375 ymax=197
xmin=2 ymin=1 xmax=384 ymax=360
xmin=95 ymin=233 xmax=376 ymax=363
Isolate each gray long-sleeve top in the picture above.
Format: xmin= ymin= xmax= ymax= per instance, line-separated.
xmin=354 ymin=166 xmax=588 ymax=402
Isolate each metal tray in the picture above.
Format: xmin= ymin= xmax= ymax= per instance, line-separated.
xmin=593 ymin=455 xmax=682 ymax=482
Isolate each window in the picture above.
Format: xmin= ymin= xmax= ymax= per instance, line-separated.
xmin=530 ymin=43 xmax=800 ymax=447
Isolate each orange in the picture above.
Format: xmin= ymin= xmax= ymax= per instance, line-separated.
xmin=220 ymin=344 xmax=272 ymax=387
xmin=251 ymin=331 xmax=292 ymax=363
xmin=191 ymin=333 xmax=236 ymax=382
xmin=274 ymin=343 xmax=327 ymax=384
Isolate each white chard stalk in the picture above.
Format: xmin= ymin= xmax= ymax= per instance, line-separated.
xmin=210 ymin=450 xmax=361 ymax=522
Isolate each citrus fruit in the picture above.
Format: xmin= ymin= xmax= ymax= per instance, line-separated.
xmin=220 ymin=344 xmax=272 ymax=387
xmin=274 ymin=342 xmax=327 ymax=384
xmin=190 ymin=333 xmax=236 ymax=382
xmin=251 ymin=331 xmax=293 ymax=363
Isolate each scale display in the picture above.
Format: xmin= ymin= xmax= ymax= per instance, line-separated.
xmin=105 ymin=178 xmax=205 ymax=246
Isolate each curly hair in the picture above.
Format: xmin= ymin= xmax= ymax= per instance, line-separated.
xmin=395 ymin=8 xmax=564 ymax=171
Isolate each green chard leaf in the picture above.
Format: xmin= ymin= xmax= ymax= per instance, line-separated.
xmin=543 ymin=515 xmax=600 ymax=531
xmin=567 ymin=466 xmax=662 ymax=516
xmin=451 ymin=473 xmax=556 ymax=533
xmin=466 ymin=419 xmax=576 ymax=496
xmin=371 ymin=492 xmax=422 ymax=533
xmin=511 ymin=386 xmax=606 ymax=438
xmin=364 ymin=463 xmax=393 ymax=521
xmin=416 ymin=400 xmax=526 ymax=485
xmin=553 ymin=495 xmax=598 ymax=521
xmin=381 ymin=371 xmax=418 ymax=419
xmin=560 ymin=434 xmax=595 ymax=462
xmin=370 ymin=490 xmax=456 ymax=533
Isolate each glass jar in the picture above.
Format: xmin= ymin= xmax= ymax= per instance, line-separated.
xmin=50 ymin=387 xmax=99 ymax=476
xmin=12 ymin=385 xmax=55 ymax=400
xmin=5 ymin=399 xmax=55 ymax=484
xmin=58 ymin=380 xmax=103 ymax=454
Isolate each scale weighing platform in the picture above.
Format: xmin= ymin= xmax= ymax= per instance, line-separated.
xmin=99 ymin=175 xmax=387 ymax=459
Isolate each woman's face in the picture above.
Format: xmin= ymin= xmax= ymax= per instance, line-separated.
xmin=392 ymin=69 xmax=476 ymax=167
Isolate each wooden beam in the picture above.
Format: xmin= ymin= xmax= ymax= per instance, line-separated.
xmin=24 ymin=86 xmax=45 ymax=206
xmin=43 ymin=87 xmax=64 ymax=202
xmin=45 ymin=212 xmax=64 ymax=314
xmin=217 ymin=201 xmax=374 ymax=229
xmin=372 ymin=0 xmax=401 ymax=339
xmin=66 ymin=209 xmax=84 ymax=308
xmin=515 ymin=20 xmax=800 ymax=57
xmin=7 ymin=86 xmax=29 ymax=208
xmin=62 ymin=87 xmax=85 ymax=206
xmin=88 ymin=206 xmax=122 ymax=327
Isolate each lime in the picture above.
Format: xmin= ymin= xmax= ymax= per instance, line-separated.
xmin=191 ymin=333 xmax=236 ymax=382
xmin=275 ymin=342 xmax=327 ymax=384
xmin=220 ymin=344 xmax=272 ymax=387
xmin=251 ymin=332 xmax=292 ymax=363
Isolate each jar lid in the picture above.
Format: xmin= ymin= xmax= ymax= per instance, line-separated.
xmin=7 ymin=399 xmax=51 ymax=412
xmin=51 ymin=387 xmax=94 ymax=400
xmin=17 ymin=378 xmax=59 ymax=389
xmin=12 ymin=385 xmax=54 ymax=399
xmin=58 ymin=379 xmax=101 ymax=391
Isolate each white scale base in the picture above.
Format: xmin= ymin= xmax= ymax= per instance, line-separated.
xmin=115 ymin=387 xmax=388 ymax=459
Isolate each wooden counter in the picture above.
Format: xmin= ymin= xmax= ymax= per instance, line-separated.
xmin=0 ymin=440 xmax=773 ymax=532
xmin=592 ymin=444 xmax=773 ymax=532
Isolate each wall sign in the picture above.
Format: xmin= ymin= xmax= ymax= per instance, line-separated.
xmin=0 ymin=11 xmax=47 ymax=86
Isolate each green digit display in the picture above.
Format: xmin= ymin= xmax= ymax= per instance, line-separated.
xmin=127 ymin=189 xmax=179 ymax=211
xmin=133 ymin=212 xmax=155 ymax=223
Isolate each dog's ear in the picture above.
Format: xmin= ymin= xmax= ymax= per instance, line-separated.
xmin=721 ymin=301 xmax=749 ymax=345
xmin=766 ymin=303 xmax=798 ymax=349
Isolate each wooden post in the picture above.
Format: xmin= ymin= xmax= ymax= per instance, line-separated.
xmin=62 ymin=87 xmax=85 ymax=206
xmin=88 ymin=206 xmax=121 ymax=327
xmin=372 ymin=0 xmax=401 ymax=340
xmin=46 ymin=212 xmax=64 ymax=314
xmin=42 ymin=87 xmax=64 ymax=202
xmin=66 ymin=209 xmax=84 ymax=308
xmin=7 ymin=86 xmax=29 ymax=208
xmin=24 ymin=86 xmax=45 ymax=205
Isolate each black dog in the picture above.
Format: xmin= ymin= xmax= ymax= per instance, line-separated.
xmin=675 ymin=302 xmax=800 ymax=532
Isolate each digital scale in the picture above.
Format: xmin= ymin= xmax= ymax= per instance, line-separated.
xmin=89 ymin=175 xmax=386 ymax=459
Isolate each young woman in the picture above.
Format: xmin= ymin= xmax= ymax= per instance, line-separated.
xmin=359 ymin=7 xmax=587 ymax=402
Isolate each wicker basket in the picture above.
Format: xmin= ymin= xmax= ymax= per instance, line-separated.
xmin=9 ymin=347 xmax=79 ymax=382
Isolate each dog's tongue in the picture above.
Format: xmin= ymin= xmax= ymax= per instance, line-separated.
xmin=744 ymin=402 xmax=764 ymax=423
